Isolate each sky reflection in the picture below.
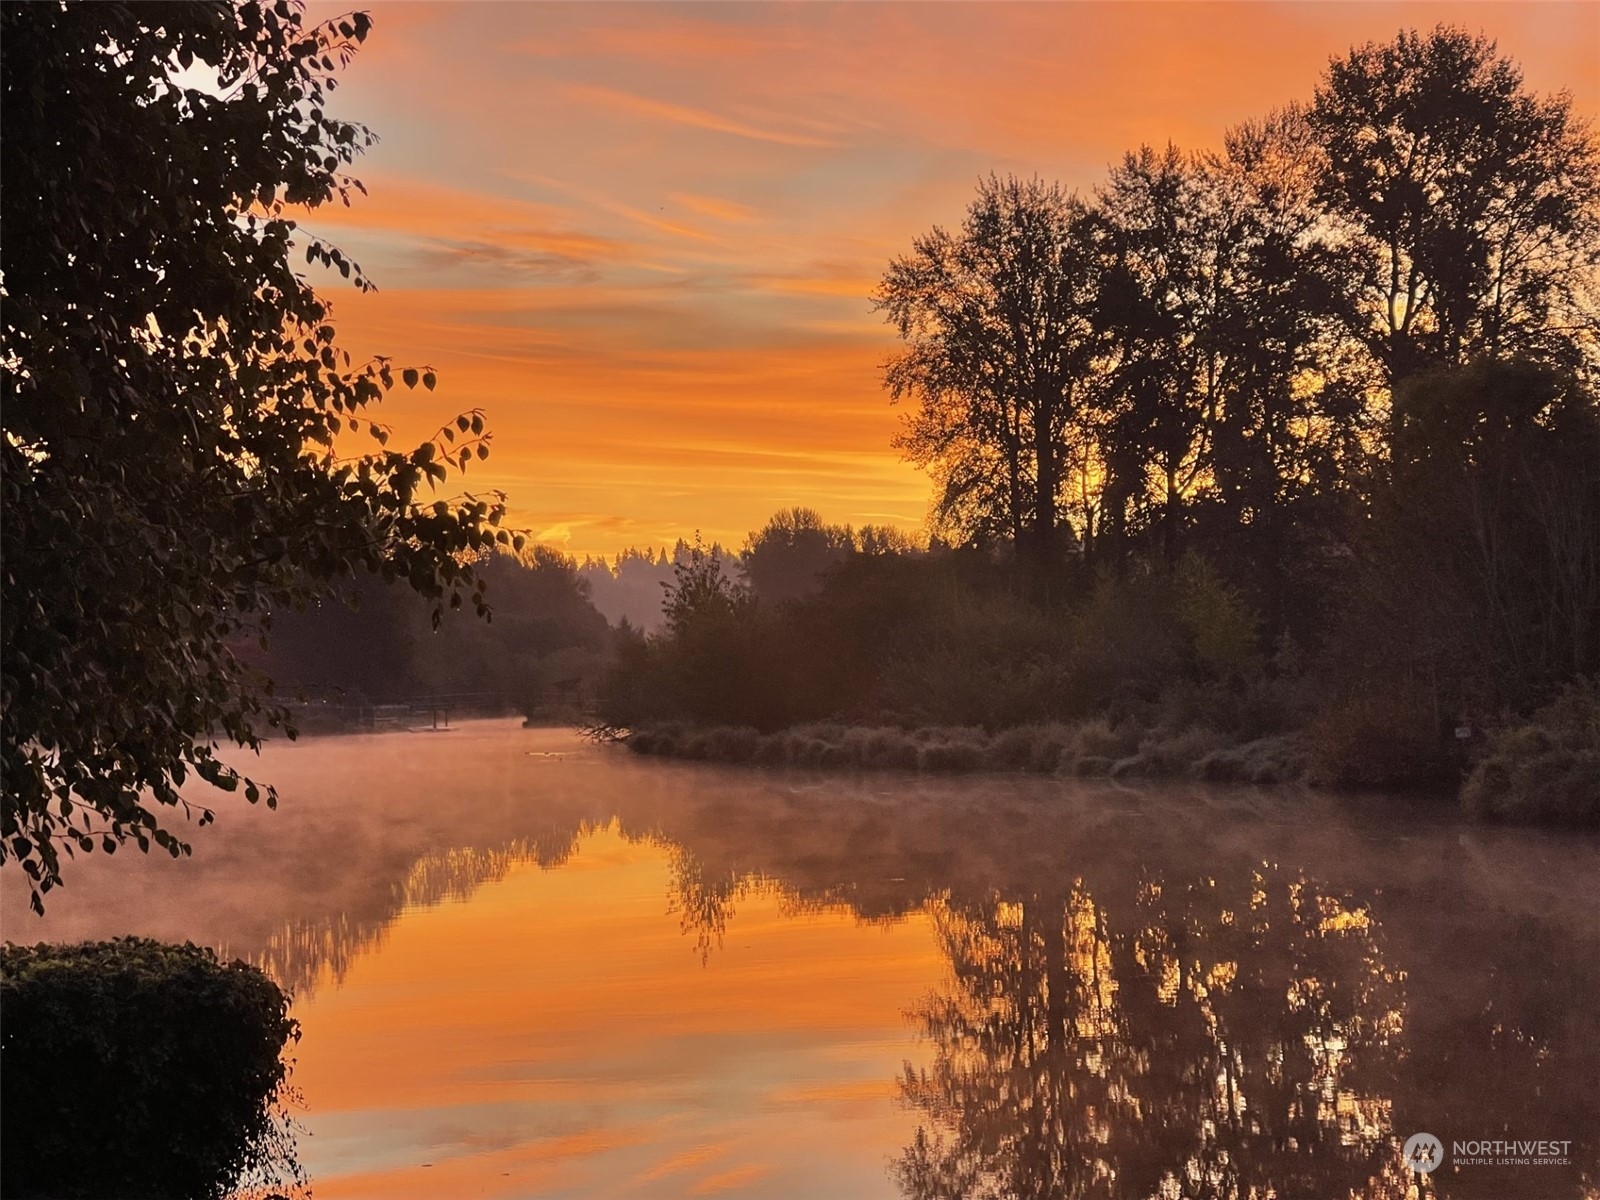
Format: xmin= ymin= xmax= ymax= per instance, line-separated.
xmin=4 ymin=723 xmax=1597 ymax=1198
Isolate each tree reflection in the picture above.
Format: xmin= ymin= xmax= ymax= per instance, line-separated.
xmin=894 ymin=867 xmax=1409 ymax=1200
xmin=625 ymin=775 xmax=1596 ymax=1199
xmin=245 ymin=821 xmax=592 ymax=996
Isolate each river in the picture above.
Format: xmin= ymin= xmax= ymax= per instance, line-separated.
xmin=3 ymin=720 xmax=1596 ymax=1199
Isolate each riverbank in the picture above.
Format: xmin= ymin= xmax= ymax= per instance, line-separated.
xmin=613 ymin=689 xmax=1600 ymax=824
xmin=618 ymin=720 xmax=1316 ymax=785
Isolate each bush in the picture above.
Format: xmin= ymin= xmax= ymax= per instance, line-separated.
xmin=854 ymin=727 xmax=921 ymax=770
xmin=1064 ymin=719 xmax=1143 ymax=768
xmin=1307 ymin=680 xmax=1454 ymax=789
xmin=985 ymin=725 xmax=1047 ymax=770
xmin=618 ymin=714 xmax=1309 ymax=785
xmin=0 ymin=938 xmax=300 ymax=1200
xmin=699 ymin=726 xmax=762 ymax=763
xmin=1462 ymin=682 xmax=1600 ymax=824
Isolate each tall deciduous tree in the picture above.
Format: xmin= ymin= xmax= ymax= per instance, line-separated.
xmin=1195 ymin=110 xmax=1368 ymax=536
xmin=1089 ymin=144 xmax=1211 ymax=558
xmin=1309 ymin=26 xmax=1600 ymax=402
xmin=1 ymin=1 xmax=519 ymax=908
xmin=877 ymin=176 xmax=1100 ymax=572
xmin=1089 ymin=122 xmax=1365 ymax=575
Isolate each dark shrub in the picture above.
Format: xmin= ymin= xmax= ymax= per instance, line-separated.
xmin=1308 ymin=680 xmax=1453 ymax=789
xmin=1463 ymin=682 xmax=1600 ymax=824
xmin=0 ymin=938 xmax=299 ymax=1200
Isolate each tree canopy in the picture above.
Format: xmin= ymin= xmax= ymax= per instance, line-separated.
xmin=1 ymin=1 xmax=518 ymax=908
xmin=877 ymin=175 xmax=1099 ymax=567
xmin=879 ymin=27 xmax=1599 ymax=586
xmin=1310 ymin=27 xmax=1600 ymax=388
xmin=740 ymin=507 xmax=856 ymax=603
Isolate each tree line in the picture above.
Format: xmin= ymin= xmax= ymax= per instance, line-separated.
xmin=882 ymin=29 xmax=1596 ymax=582
xmin=599 ymin=27 xmax=1600 ymax=818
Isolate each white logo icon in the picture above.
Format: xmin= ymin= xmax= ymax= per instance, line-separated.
xmin=1403 ymin=1132 xmax=1444 ymax=1174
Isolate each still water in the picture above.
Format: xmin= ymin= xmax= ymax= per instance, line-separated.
xmin=3 ymin=720 xmax=1597 ymax=1199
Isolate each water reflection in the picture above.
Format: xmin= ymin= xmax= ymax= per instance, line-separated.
xmin=254 ymin=826 xmax=592 ymax=997
xmin=614 ymin=767 xmax=1600 ymax=1199
xmin=895 ymin=871 xmax=1404 ymax=1200
xmin=2 ymin=723 xmax=1596 ymax=1199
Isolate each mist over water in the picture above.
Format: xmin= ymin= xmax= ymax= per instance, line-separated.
xmin=4 ymin=720 xmax=1596 ymax=1199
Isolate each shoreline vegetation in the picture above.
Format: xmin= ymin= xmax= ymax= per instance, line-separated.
xmin=601 ymin=679 xmax=1600 ymax=825
xmin=585 ymin=524 xmax=1599 ymax=824
xmin=612 ymin=720 xmax=1313 ymax=785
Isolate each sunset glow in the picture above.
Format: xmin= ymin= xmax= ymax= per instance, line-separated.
xmin=301 ymin=1 xmax=1599 ymax=559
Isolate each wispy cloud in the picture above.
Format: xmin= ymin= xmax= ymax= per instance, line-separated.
xmin=298 ymin=176 xmax=624 ymax=278
xmin=688 ymin=1164 xmax=770 ymax=1196
xmin=503 ymin=172 xmax=720 ymax=244
xmin=300 ymin=0 xmax=1598 ymax=559
xmin=671 ymin=192 xmax=762 ymax=225
xmin=509 ymin=20 xmax=808 ymax=63
xmin=562 ymin=84 xmax=840 ymax=148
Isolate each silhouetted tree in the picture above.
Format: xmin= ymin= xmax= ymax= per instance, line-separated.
xmin=858 ymin=524 xmax=926 ymax=557
xmin=1 ymin=1 xmax=516 ymax=907
xmin=1088 ymin=145 xmax=1208 ymax=560
xmin=663 ymin=536 xmax=749 ymax=638
xmin=1358 ymin=362 xmax=1600 ymax=709
xmin=1089 ymin=120 xmax=1366 ymax=581
xmin=1193 ymin=112 xmax=1369 ymax=533
xmin=877 ymin=176 xmax=1101 ymax=576
xmin=1309 ymin=26 xmax=1600 ymax=406
xmin=740 ymin=507 xmax=855 ymax=603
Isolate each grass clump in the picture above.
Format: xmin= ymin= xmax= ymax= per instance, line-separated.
xmin=621 ymin=716 xmax=1312 ymax=785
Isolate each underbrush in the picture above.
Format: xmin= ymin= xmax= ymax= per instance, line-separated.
xmin=1306 ymin=679 xmax=1456 ymax=791
xmin=1462 ymin=682 xmax=1600 ymax=825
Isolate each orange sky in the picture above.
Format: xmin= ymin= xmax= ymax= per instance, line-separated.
xmin=301 ymin=1 xmax=1600 ymax=561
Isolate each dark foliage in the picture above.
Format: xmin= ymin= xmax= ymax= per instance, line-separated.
xmin=1462 ymin=680 xmax=1600 ymax=824
xmin=262 ymin=547 xmax=610 ymax=708
xmin=740 ymin=507 xmax=855 ymax=603
xmin=1310 ymin=27 xmax=1600 ymax=388
xmin=1 ymin=2 xmax=521 ymax=906
xmin=0 ymin=938 xmax=299 ymax=1200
